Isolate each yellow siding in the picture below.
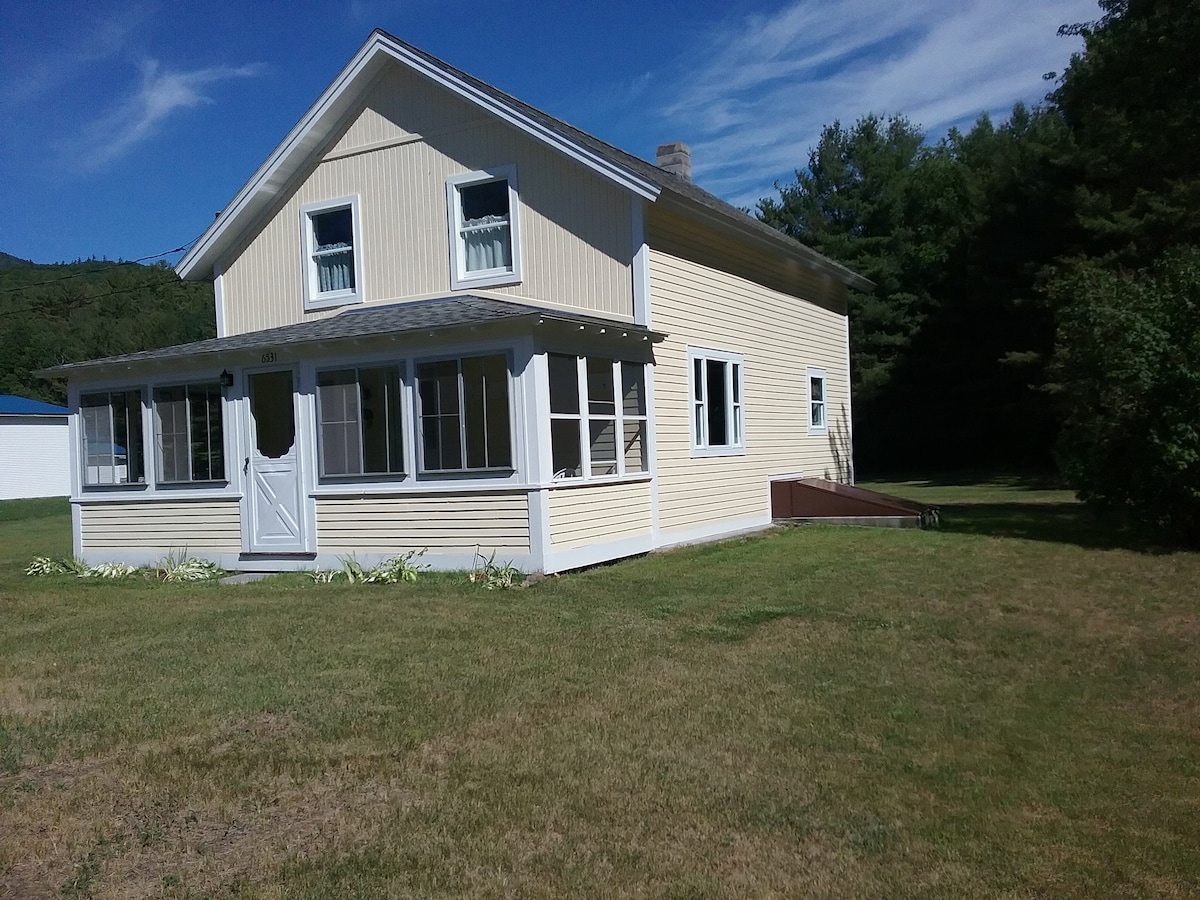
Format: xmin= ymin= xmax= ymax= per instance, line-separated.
xmin=646 ymin=205 xmax=846 ymax=313
xmin=547 ymin=480 xmax=652 ymax=550
xmin=80 ymin=500 xmax=241 ymax=552
xmin=315 ymin=491 xmax=530 ymax=553
xmin=649 ymin=247 xmax=852 ymax=537
xmin=222 ymin=64 xmax=634 ymax=335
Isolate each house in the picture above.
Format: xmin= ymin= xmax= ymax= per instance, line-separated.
xmin=42 ymin=30 xmax=870 ymax=574
xmin=0 ymin=395 xmax=70 ymax=500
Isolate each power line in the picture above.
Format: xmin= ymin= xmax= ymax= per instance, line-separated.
xmin=1 ymin=273 xmax=204 ymax=318
xmin=0 ymin=238 xmax=200 ymax=295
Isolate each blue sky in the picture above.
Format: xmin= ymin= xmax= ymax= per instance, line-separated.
xmin=1 ymin=0 xmax=1100 ymax=266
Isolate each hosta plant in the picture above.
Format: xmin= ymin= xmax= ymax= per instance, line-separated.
xmin=154 ymin=551 xmax=221 ymax=583
xmin=468 ymin=549 xmax=522 ymax=590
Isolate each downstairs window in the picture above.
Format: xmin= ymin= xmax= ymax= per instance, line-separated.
xmin=154 ymin=383 xmax=225 ymax=483
xmin=549 ymin=354 xmax=648 ymax=479
xmin=316 ymin=366 xmax=404 ymax=478
xmin=417 ymin=354 xmax=512 ymax=473
xmin=81 ymin=389 xmax=145 ymax=486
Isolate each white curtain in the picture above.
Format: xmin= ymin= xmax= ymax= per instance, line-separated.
xmin=316 ymin=245 xmax=353 ymax=292
xmin=463 ymin=216 xmax=511 ymax=271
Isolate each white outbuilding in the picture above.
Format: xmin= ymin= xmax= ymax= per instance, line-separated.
xmin=0 ymin=394 xmax=70 ymax=500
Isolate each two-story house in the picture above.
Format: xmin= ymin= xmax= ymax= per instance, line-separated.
xmin=44 ymin=30 xmax=871 ymax=574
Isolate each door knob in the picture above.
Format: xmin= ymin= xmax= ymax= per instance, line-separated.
xmin=243 ymin=457 xmax=250 ymax=475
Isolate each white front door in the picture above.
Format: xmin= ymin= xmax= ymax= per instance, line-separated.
xmin=246 ymin=370 xmax=305 ymax=553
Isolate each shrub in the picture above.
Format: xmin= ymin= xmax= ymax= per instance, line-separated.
xmin=1051 ymin=247 xmax=1200 ymax=543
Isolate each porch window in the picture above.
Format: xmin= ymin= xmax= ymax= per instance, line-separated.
xmin=316 ymin=366 xmax=404 ymax=477
xmin=417 ymin=354 xmax=512 ymax=472
xmin=688 ymin=348 xmax=744 ymax=455
xmin=549 ymin=354 xmax=648 ymax=479
xmin=807 ymin=367 xmax=828 ymax=435
xmin=301 ymin=196 xmax=363 ymax=311
xmin=81 ymin=389 xmax=144 ymax=486
xmin=446 ymin=166 xmax=522 ymax=290
xmin=154 ymin=383 xmax=225 ymax=483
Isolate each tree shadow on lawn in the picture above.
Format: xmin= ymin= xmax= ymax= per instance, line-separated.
xmin=936 ymin=501 xmax=1171 ymax=553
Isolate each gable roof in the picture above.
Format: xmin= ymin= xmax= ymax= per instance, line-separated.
xmin=176 ymin=30 xmax=872 ymax=293
xmin=0 ymin=395 xmax=67 ymax=416
xmin=38 ymin=295 xmax=662 ymax=377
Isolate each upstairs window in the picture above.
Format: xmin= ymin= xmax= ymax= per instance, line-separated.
xmin=417 ymin=354 xmax=512 ymax=473
xmin=688 ymin=348 xmax=744 ymax=455
xmin=808 ymin=367 xmax=828 ymax=435
xmin=317 ymin=366 xmax=404 ymax=478
xmin=301 ymin=196 xmax=363 ymax=310
xmin=549 ymin=354 xmax=648 ymax=479
xmin=446 ymin=166 xmax=522 ymax=289
xmin=81 ymin=389 xmax=144 ymax=486
xmin=154 ymin=383 xmax=225 ymax=483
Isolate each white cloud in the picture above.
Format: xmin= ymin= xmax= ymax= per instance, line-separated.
xmin=653 ymin=0 xmax=1100 ymax=208
xmin=72 ymin=59 xmax=264 ymax=171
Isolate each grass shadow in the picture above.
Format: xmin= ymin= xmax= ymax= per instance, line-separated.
xmin=937 ymin=501 xmax=1168 ymax=552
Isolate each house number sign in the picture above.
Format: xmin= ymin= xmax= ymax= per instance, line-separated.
xmin=261 ymin=351 xmax=278 ymax=364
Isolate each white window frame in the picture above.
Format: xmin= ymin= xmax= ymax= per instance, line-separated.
xmin=807 ymin=366 xmax=828 ymax=435
xmin=446 ymin=165 xmax=522 ymax=290
xmin=415 ymin=352 xmax=515 ymax=475
xmin=80 ymin=387 xmax=146 ymax=488
xmin=548 ymin=354 xmax=649 ymax=481
xmin=315 ymin=364 xmax=406 ymax=480
xmin=688 ymin=347 xmax=745 ymax=457
xmin=300 ymin=195 xmax=364 ymax=311
xmin=153 ymin=382 xmax=227 ymax=484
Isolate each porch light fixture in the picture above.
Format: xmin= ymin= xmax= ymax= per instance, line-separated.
xmin=219 ymin=369 xmax=234 ymax=389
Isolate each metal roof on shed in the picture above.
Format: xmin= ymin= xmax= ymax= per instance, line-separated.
xmin=0 ymin=395 xmax=67 ymax=416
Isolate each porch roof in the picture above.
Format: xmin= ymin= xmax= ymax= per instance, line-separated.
xmin=38 ymin=295 xmax=664 ymax=377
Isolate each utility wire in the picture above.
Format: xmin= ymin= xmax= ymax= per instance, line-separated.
xmin=0 ymin=274 xmax=205 ymax=318
xmin=0 ymin=238 xmax=200 ymax=295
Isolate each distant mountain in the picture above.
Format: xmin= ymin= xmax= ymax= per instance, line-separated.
xmin=0 ymin=251 xmax=33 ymax=272
xmin=0 ymin=259 xmax=216 ymax=404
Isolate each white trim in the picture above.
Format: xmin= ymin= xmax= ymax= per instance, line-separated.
xmin=313 ymin=361 xmax=407 ymax=479
xmin=653 ymin=512 xmax=773 ymax=551
xmin=242 ymin=364 xmax=308 ymax=554
xmin=446 ymin=165 xmax=523 ymax=290
xmin=543 ymin=532 xmax=654 ymax=575
xmin=73 ymin=490 xmax=242 ymax=504
xmin=73 ymin=548 xmax=541 ymax=575
xmin=844 ymin=319 xmax=855 ymax=485
xmin=77 ymin=385 xmax=149 ymax=490
xmin=309 ymin=481 xmax=528 ymax=498
xmin=413 ymin=349 xmax=517 ymax=475
xmin=546 ymin=354 xmax=649 ymax=482
xmin=687 ymin=346 xmax=746 ymax=457
xmin=151 ymin=381 xmax=228 ymax=486
xmin=807 ymin=366 xmax=828 ymax=436
xmin=526 ymin=488 xmax=550 ymax=574
xmin=176 ymin=32 xmax=660 ymax=283
xmin=213 ymin=268 xmax=227 ymax=338
xmin=768 ymin=470 xmax=807 ymax=482
xmin=299 ymin=195 xmax=364 ymax=311
xmin=631 ymin=199 xmax=651 ymax=327
xmin=644 ymin=356 xmax=660 ymax=543
xmin=379 ymin=36 xmax=660 ymax=200
xmin=71 ymin=496 xmax=82 ymax=560
xmin=294 ymin=366 xmax=320 ymax=554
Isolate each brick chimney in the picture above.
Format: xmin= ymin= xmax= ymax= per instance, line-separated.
xmin=656 ymin=142 xmax=691 ymax=181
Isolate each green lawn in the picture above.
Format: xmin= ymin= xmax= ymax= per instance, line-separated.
xmin=1 ymin=485 xmax=1198 ymax=897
